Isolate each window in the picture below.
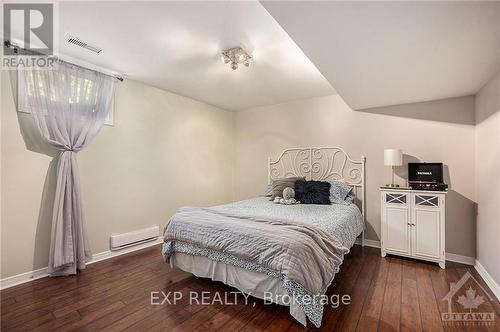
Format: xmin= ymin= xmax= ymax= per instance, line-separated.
xmin=17 ymin=69 xmax=114 ymax=125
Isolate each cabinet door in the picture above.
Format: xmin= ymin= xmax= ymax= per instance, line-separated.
xmin=382 ymin=193 xmax=410 ymax=255
xmin=412 ymin=195 xmax=441 ymax=260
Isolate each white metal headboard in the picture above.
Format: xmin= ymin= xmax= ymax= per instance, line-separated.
xmin=268 ymin=147 xmax=366 ymax=246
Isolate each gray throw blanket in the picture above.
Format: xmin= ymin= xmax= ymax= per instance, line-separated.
xmin=163 ymin=206 xmax=349 ymax=327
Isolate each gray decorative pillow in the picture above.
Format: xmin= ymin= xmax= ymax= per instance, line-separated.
xmin=345 ymin=190 xmax=355 ymax=204
xmin=329 ymin=180 xmax=354 ymax=205
xmin=264 ymin=183 xmax=273 ymax=197
xmin=270 ymin=177 xmax=305 ymax=200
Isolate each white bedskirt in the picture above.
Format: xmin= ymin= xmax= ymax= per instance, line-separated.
xmin=171 ymin=252 xmax=308 ymax=326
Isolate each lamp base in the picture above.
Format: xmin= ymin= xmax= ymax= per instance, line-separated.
xmin=385 ymin=184 xmax=400 ymax=188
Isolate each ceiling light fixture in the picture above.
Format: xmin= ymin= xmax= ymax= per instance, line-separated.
xmin=221 ymin=46 xmax=252 ymax=70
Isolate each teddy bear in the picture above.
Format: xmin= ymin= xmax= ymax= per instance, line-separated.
xmin=273 ymin=187 xmax=300 ymax=205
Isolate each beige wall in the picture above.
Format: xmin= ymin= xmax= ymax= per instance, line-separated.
xmin=1 ymin=73 xmax=233 ymax=278
xmin=0 ymin=69 xmax=485 ymax=279
xmin=475 ymin=72 xmax=500 ymax=284
xmin=233 ymin=94 xmax=477 ymax=257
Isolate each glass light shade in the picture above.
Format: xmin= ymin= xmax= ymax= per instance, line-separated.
xmin=221 ymin=55 xmax=230 ymax=64
xmin=221 ymin=46 xmax=252 ymax=70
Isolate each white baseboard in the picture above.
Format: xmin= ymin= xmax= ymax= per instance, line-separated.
xmin=90 ymin=237 xmax=163 ymax=264
xmin=445 ymin=253 xmax=475 ymax=266
xmin=355 ymin=238 xmax=381 ymax=248
xmin=474 ymin=259 xmax=500 ymax=301
xmin=355 ymin=239 xmax=475 ymax=266
xmin=0 ymin=237 xmax=163 ymax=290
xmin=0 ymin=267 xmax=51 ymax=291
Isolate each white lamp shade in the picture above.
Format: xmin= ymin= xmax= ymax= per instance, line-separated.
xmin=384 ymin=149 xmax=403 ymax=166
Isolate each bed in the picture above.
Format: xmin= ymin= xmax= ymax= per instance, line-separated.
xmin=162 ymin=147 xmax=366 ymax=327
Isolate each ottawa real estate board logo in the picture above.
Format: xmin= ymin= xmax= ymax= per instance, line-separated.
xmin=3 ymin=2 xmax=56 ymax=69
xmin=441 ymin=271 xmax=496 ymax=327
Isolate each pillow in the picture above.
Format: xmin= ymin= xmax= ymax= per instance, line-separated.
xmin=345 ymin=190 xmax=355 ymax=204
xmin=294 ymin=180 xmax=331 ymax=205
xmin=329 ymin=180 xmax=354 ymax=205
xmin=270 ymin=177 xmax=305 ymax=200
xmin=264 ymin=183 xmax=273 ymax=197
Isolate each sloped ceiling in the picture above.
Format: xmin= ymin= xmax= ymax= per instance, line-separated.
xmin=5 ymin=1 xmax=335 ymax=111
xmin=262 ymin=1 xmax=500 ymax=110
xmin=54 ymin=1 xmax=334 ymax=111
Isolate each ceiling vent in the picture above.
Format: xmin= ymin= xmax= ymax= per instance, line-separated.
xmin=66 ymin=36 xmax=102 ymax=54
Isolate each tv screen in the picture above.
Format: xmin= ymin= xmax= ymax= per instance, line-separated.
xmin=408 ymin=163 xmax=443 ymax=183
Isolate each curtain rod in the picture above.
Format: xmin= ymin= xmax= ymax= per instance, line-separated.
xmin=3 ymin=40 xmax=124 ymax=82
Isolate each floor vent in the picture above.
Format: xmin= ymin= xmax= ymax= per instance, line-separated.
xmin=66 ymin=36 xmax=103 ymax=53
xmin=110 ymin=226 xmax=159 ymax=251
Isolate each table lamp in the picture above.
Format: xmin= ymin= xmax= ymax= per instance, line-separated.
xmin=384 ymin=149 xmax=403 ymax=187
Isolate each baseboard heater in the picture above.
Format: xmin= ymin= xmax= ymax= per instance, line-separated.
xmin=110 ymin=225 xmax=160 ymax=251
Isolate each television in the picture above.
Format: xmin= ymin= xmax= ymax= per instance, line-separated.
xmin=408 ymin=162 xmax=443 ymax=184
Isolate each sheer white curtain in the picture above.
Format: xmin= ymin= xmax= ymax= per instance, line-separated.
xmin=18 ymin=61 xmax=117 ymax=275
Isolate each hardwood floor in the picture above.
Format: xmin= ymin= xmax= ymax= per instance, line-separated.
xmin=1 ymin=245 xmax=498 ymax=331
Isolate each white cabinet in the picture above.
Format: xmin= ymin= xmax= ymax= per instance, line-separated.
xmin=380 ymin=189 xmax=446 ymax=269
